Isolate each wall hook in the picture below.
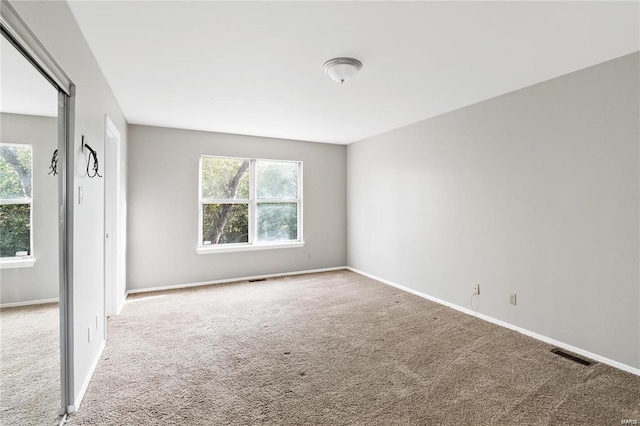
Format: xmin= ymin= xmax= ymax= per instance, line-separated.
xmin=82 ymin=135 xmax=102 ymax=178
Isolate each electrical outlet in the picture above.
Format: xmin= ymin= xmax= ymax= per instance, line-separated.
xmin=473 ymin=284 xmax=480 ymax=295
xmin=509 ymin=294 xmax=517 ymax=305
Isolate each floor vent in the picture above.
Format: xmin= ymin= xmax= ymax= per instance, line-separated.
xmin=551 ymin=349 xmax=593 ymax=366
xmin=248 ymin=278 xmax=267 ymax=283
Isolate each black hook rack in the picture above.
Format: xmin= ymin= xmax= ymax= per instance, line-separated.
xmin=82 ymin=135 xmax=102 ymax=178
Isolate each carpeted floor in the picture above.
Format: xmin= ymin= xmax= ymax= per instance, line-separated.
xmin=0 ymin=302 xmax=61 ymax=425
xmin=67 ymin=270 xmax=639 ymax=425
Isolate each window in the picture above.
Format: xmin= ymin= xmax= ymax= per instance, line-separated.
xmin=199 ymin=156 xmax=303 ymax=253
xmin=0 ymin=144 xmax=33 ymax=262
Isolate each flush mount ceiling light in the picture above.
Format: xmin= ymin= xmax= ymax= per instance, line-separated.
xmin=323 ymin=57 xmax=362 ymax=84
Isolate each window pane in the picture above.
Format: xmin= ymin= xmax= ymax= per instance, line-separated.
xmin=256 ymin=161 xmax=298 ymax=199
xmin=201 ymin=157 xmax=249 ymax=200
xmin=202 ymin=203 xmax=248 ymax=245
xmin=0 ymin=204 xmax=31 ymax=257
xmin=257 ymin=203 xmax=297 ymax=242
xmin=0 ymin=145 xmax=32 ymax=199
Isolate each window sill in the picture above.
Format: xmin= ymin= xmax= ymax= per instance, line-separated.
xmin=197 ymin=241 xmax=305 ymax=254
xmin=0 ymin=257 xmax=36 ymax=269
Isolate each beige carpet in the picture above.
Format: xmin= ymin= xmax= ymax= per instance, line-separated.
xmin=0 ymin=302 xmax=61 ymax=425
xmin=67 ymin=270 xmax=639 ymax=425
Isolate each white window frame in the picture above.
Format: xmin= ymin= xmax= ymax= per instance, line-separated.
xmin=0 ymin=143 xmax=35 ymax=268
xmin=197 ymin=155 xmax=304 ymax=254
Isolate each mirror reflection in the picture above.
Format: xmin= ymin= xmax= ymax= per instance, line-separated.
xmin=0 ymin=35 xmax=62 ymax=425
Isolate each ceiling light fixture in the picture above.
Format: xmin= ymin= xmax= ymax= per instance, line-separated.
xmin=323 ymin=57 xmax=362 ymax=84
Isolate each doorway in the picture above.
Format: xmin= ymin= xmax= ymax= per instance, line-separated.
xmin=104 ymin=115 xmax=125 ymax=319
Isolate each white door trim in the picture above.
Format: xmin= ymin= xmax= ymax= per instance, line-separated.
xmin=104 ymin=115 xmax=125 ymax=320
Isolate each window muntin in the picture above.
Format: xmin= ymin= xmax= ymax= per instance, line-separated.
xmin=0 ymin=144 xmax=33 ymax=258
xmin=199 ymin=156 xmax=302 ymax=249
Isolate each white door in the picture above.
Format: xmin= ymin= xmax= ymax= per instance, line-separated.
xmin=104 ymin=115 xmax=125 ymax=318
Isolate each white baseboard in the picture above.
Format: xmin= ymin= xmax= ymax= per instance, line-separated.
xmin=0 ymin=297 xmax=58 ymax=308
xmin=126 ymin=266 xmax=348 ymax=296
xmin=347 ymin=267 xmax=640 ymax=377
xmin=72 ymin=339 xmax=106 ymax=412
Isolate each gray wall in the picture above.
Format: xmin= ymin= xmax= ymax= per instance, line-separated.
xmin=12 ymin=1 xmax=128 ymax=406
xmin=347 ymin=53 xmax=640 ymax=370
xmin=127 ymin=124 xmax=346 ymax=290
xmin=0 ymin=113 xmax=58 ymax=305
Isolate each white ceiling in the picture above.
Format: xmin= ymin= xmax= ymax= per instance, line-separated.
xmin=67 ymin=1 xmax=639 ymax=144
xmin=1 ymin=37 xmax=58 ymax=118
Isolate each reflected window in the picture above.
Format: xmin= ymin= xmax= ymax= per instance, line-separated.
xmin=0 ymin=144 xmax=33 ymax=258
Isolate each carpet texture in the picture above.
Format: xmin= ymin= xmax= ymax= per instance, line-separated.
xmin=0 ymin=302 xmax=61 ymax=425
xmin=67 ymin=271 xmax=639 ymax=425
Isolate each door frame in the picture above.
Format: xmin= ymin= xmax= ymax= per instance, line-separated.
xmin=104 ymin=115 xmax=125 ymax=320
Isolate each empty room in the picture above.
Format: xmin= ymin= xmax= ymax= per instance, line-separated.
xmin=0 ymin=1 xmax=638 ymax=425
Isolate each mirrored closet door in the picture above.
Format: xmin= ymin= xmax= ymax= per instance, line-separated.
xmin=0 ymin=32 xmax=62 ymax=425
